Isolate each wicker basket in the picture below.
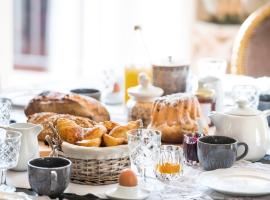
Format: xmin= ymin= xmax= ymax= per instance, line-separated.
xmin=60 ymin=142 xmax=130 ymax=185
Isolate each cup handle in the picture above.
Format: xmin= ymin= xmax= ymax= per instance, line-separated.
xmin=50 ymin=171 xmax=58 ymax=192
xmin=236 ymin=142 xmax=249 ymax=161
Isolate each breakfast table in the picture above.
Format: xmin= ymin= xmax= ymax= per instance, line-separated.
xmin=4 ymin=103 xmax=270 ymax=200
xmin=6 ymin=159 xmax=270 ymax=200
xmin=2 ymin=75 xmax=270 ymax=200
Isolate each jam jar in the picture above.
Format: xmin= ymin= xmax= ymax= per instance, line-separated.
xmin=127 ymin=73 xmax=163 ymax=127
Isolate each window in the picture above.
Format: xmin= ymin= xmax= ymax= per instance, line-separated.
xmin=13 ymin=0 xmax=49 ymax=71
xmin=11 ymin=0 xmax=193 ymax=81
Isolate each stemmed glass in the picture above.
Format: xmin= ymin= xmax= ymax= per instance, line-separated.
xmin=127 ymin=129 xmax=161 ymax=188
xmin=0 ymin=98 xmax=12 ymax=125
xmin=198 ymin=58 xmax=227 ymax=78
xmin=0 ymin=130 xmax=21 ymax=192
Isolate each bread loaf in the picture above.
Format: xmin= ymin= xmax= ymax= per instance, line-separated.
xmin=25 ymin=91 xmax=110 ymax=122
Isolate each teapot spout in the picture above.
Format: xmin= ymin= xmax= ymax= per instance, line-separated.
xmin=209 ymin=112 xmax=224 ymax=128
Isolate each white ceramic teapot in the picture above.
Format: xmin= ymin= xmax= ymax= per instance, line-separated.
xmin=209 ymin=100 xmax=270 ymax=162
xmin=0 ymin=123 xmax=43 ymax=171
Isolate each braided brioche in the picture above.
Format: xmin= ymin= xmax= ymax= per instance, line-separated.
xmin=148 ymin=93 xmax=208 ymax=143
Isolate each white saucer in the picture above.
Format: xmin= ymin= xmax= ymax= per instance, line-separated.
xmin=199 ymin=168 xmax=270 ymax=196
xmin=105 ymin=185 xmax=150 ymax=200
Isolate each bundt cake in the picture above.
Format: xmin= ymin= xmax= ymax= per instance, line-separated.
xmin=148 ymin=93 xmax=208 ymax=143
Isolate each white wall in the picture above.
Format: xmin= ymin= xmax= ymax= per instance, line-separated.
xmin=82 ymin=0 xmax=195 ymax=81
xmin=48 ymin=0 xmax=82 ymax=78
xmin=49 ymin=0 xmax=195 ymax=83
xmin=0 ymin=0 xmax=13 ymax=92
xmin=0 ymin=0 xmax=196 ymax=90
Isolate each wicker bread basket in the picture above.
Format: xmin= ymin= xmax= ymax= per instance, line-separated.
xmin=60 ymin=142 xmax=130 ymax=185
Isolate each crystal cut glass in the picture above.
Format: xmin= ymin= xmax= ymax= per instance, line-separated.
xmin=127 ymin=129 xmax=161 ymax=188
xmin=0 ymin=130 xmax=21 ymax=192
xmin=0 ymin=98 xmax=12 ymax=125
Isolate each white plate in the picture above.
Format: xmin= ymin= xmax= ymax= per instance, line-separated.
xmin=105 ymin=187 xmax=150 ymax=200
xmin=0 ymin=192 xmax=32 ymax=200
xmin=199 ymin=168 xmax=270 ymax=196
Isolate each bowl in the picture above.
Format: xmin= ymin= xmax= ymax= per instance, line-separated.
xmin=70 ymin=88 xmax=101 ymax=101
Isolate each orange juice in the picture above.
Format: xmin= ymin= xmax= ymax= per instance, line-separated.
xmin=156 ymin=162 xmax=181 ymax=174
xmin=124 ymin=65 xmax=152 ymax=102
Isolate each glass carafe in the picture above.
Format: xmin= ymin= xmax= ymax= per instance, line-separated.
xmin=124 ymin=25 xmax=152 ymax=102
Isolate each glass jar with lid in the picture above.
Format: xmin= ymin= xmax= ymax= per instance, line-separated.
xmin=195 ymin=83 xmax=216 ymax=125
xmin=127 ymin=73 xmax=163 ymax=127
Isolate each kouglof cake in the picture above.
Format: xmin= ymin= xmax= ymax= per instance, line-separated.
xmin=148 ymin=93 xmax=208 ymax=143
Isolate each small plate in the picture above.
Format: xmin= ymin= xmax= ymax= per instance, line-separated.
xmin=199 ymin=168 xmax=270 ymax=196
xmin=105 ymin=186 xmax=150 ymax=200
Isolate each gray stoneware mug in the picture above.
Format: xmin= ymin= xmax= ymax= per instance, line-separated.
xmin=28 ymin=157 xmax=71 ymax=198
xmin=197 ymin=136 xmax=248 ymax=171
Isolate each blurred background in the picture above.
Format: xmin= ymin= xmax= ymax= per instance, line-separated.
xmin=0 ymin=0 xmax=268 ymax=93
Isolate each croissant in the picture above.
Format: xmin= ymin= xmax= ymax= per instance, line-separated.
xmin=76 ymin=138 xmax=102 ymax=147
xmin=83 ymin=125 xmax=107 ymax=140
xmin=109 ymin=126 xmax=129 ymax=141
xmin=126 ymin=119 xmax=143 ymax=130
xmin=109 ymin=119 xmax=143 ymax=141
xmin=56 ymin=118 xmax=83 ymax=144
xmin=99 ymin=121 xmax=120 ymax=132
xmin=27 ymin=112 xmax=96 ymax=141
xmin=103 ymin=134 xmax=125 ymax=147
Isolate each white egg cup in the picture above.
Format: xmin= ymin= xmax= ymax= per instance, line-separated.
xmin=106 ymin=184 xmax=150 ymax=200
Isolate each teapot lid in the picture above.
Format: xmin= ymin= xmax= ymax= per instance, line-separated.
xmin=128 ymin=72 xmax=163 ymax=100
xmin=227 ymin=100 xmax=261 ymax=116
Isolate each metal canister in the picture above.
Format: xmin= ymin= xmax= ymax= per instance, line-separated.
xmin=153 ymin=57 xmax=190 ymax=95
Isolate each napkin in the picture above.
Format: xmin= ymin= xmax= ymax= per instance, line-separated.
xmin=15 ymin=188 xmax=106 ymax=200
xmin=60 ymin=193 xmax=106 ymax=200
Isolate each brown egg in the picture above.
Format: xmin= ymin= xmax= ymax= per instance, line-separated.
xmin=118 ymin=168 xmax=138 ymax=187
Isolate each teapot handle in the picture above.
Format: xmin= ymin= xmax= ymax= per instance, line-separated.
xmin=263 ymin=110 xmax=270 ymax=117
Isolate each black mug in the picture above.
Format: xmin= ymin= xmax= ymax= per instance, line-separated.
xmin=197 ymin=136 xmax=248 ymax=171
xmin=28 ymin=157 xmax=71 ymax=198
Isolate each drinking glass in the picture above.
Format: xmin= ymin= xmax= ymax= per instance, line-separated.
xmin=127 ymin=129 xmax=161 ymax=186
xmin=183 ymin=133 xmax=202 ymax=166
xmin=0 ymin=98 xmax=12 ymax=125
xmin=198 ymin=58 xmax=227 ymax=78
xmin=0 ymin=130 xmax=21 ymax=192
xmin=231 ymin=85 xmax=259 ymax=108
xmin=155 ymin=145 xmax=183 ymax=181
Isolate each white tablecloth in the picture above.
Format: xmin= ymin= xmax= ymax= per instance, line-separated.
xmin=3 ymin=81 xmax=270 ymax=200
xmin=6 ymin=160 xmax=270 ymax=200
xmin=148 ymin=160 xmax=270 ymax=200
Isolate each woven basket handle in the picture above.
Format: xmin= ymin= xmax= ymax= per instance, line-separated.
xmin=46 ymin=122 xmax=63 ymax=157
